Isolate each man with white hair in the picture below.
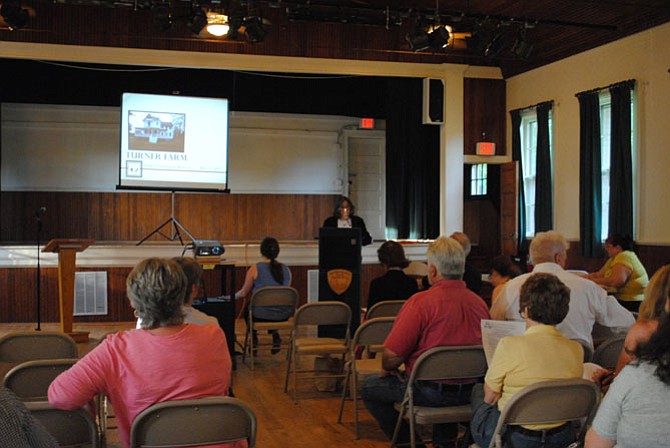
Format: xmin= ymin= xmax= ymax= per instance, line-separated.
xmin=490 ymin=231 xmax=634 ymax=349
xmin=361 ymin=236 xmax=491 ymax=447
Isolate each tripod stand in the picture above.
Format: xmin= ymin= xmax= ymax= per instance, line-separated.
xmin=137 ymin=192 xmax=196 ymax=246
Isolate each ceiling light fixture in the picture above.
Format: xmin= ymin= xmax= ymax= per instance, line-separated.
xmin=206 ymin=12 xmax=229 ymax=36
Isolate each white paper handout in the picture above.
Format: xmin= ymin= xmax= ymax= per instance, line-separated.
xmin=481 ymin=319 xmax=526 ymax=365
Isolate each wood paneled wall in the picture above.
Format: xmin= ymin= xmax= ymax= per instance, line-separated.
xmin=566 ymin=241 xmax=670 ymax=280
xmin=0 ymin=192 xmax=335 ymax=243
xmin=463 ymin=78 xmax=506 ymax=156
xmin=0 ymin=263 xmax=386 ymax=323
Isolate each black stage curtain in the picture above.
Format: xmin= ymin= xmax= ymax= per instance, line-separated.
xmin=608 ymin=80 xmax=636 ymax=238
xmin=535 ymin=101 xmax=553 ymax=232
xmin=577 ymin=91 xmax=602 ymax=257
xmin=385 ymin=78 xmax=440 ymax=239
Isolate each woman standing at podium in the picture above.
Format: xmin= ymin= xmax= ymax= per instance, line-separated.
xmin=322 ymin=195 xmax=372 ymax=246
xmin=230 ymin=237 xmax=292 ymax=354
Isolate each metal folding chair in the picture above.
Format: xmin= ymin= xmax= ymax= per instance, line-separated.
xmin=0 ymin=332 xmax=78 ymax=363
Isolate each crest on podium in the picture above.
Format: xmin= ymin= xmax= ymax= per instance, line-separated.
xmin=327 ymin=269 xmax=352 ymax=295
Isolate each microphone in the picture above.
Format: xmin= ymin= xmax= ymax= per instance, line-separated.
xmin=34 ymin=206 xmax=47 ymax=218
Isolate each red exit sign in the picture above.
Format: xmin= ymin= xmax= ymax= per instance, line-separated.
xmin=360 ymin=118 xmax=375 ymax=129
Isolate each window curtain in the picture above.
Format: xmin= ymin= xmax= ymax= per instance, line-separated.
xmin=385 ymin=78 xmax=440 ymax=239
xmin=608 ymin=80 xmax=635 ymax=237
xmin=510 ymin=109 xmax=526 ymax=254
xmin=535 ymin=101 xmax=553 ymax=232
xmin=577 ymin=91 xmax=602 ymax=257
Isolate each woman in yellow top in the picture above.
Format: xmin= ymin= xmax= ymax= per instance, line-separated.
xmin=586 ymin=234 xmax=648 ymax=311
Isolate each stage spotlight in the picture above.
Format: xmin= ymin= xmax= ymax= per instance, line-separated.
xmin=242 ymin=16 xmax=266 ymax=43
xmin=466 ymin=27 xmax=493 ymax=55
xmin=512 ymin=30 xmax=534 ymax=59
xmin=406 ymin=29 xmax=431 ymax=52
xmin=1 ymin=0 xmax=29 ymax=30
xmin=429 ymin=25 xmax=450 ymax=49
xmin=186 ymin=4 xmax=207 ymax=35
xmin=151 ymin=3 xmax=172 ymax=32
xmin=484 ymin=31 xmax=506 ymax=57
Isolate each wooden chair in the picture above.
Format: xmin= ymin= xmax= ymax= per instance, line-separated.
xmin=366 ymin=300 xmax=406 ymax=319
xmin=242 ymin=286 xmax=299 ymax=370
xmin=26 ymin=401 xmax=101 ymax=448
xmin=129 ymin=396 xmax=257 ymax=448
xmin=593 ymin=334 xmax=626 ymax=369
xmin=3 ymin=358 xmax=76 ymax=401
xmin=484 ymin=379 xmax=601 ymax=448
xmin=391 ymin=345 xmax=488 ymax=448
xmin=0 ymin=332 xmax=78 ymax=363
xmin=284 ymin=301 xmax=351 ymax=403
xmin=337 ymin=317 xmax=395 ymax=439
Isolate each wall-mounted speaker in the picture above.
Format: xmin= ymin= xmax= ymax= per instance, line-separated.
xmin=422 ymin=78 xmax=445 ymax=125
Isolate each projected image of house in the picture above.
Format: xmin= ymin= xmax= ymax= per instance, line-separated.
xmin=128 ymin=111 xmax=185 ymax=152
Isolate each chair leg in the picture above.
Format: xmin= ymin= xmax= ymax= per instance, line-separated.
xmin=284 ymin=343 xmax=293 ymax=394
xmin=391 ymin=404 xmax=405 ymax=448
xmin=337 ymin=365 xmax=351 ymax=423
xmin=352 ymin=370 xmax=360 ymax=439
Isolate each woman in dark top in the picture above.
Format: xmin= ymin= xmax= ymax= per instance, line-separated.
xmin=322 ymin=195 xmax=372 ymax=246
xmin=367 ymin=241 xmax=418 ymax=312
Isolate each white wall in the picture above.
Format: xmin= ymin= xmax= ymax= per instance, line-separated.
xmin=1 ymin=103 xmax=363 ymax=194
xmin=506 ymin=22 xmax=670 ymax=244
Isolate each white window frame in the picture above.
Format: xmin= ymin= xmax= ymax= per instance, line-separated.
xmin=469 ymin=163 xmax=488 ymax=197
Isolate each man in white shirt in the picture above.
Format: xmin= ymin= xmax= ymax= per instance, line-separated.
xmin=490 ymin=231 xmax=634 ymax=349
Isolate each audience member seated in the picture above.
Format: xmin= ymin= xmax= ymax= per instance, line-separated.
xmin=322 ymin=195 xmax=372 ymax=246
xmin=48 ymin=257 xmax=239 ymax=448
xmin=490 ymin=231 xmax=634 ymax=350
xmin=585 ymin=296 xmax=670 ymax=448
xmin=136 ymin=256 xmax=218 ymax=329
xmin=592 ymin=264 xmax=670 ymax=391
xmin=471 ymin=273 xmax=584 ymax=448
xmin=229 ymin=237 xmax=292 ymax=354
xmin=420 ymin=232 xmax=483 ymax=294
xmin=367 ymin=240 xmax=418 ymax=313
xmin=0 ymin=384 xmax=58 ymax=448
xmin=360 ymin=236 xmax=491 ymax=447
xmin=489 ymin=255 xmax=523 ymax=309
xmin=585 ymin=234 xmax=649 ymax=312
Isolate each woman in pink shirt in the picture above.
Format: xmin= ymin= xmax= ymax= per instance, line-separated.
xmin=48 ymin=258 xmax=242 ymax=448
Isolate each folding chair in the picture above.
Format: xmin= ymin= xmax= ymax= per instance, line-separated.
xmin=366 ymin=300 xmax=406 ymax=319
xmin=3 ymin=358 xmax=76 ymax=401
xmin=129 ymin=396 xmax=257 ymax=448
xmin=242 ymin=286 xmax=299 ymax=370
xmin=487 ymin=379 xmax=601 ymax=448
xmin=391 ymin=345 xmax=488 ymax=448
xmin=284 ymin=301 xmax=351 ymax=403
xmin=0 ymin=332 xmax=78 ymax=363
xmin=593 ymin=334 xmax=626 ymax=370
xmin=26 ymin=401 xmax=101 ymax=448
xmin=337 ymin=317 xmax=395 ymax=438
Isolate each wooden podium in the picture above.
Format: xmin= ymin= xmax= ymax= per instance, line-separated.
xmin=42 ymin=239 xmax=94 ymax=343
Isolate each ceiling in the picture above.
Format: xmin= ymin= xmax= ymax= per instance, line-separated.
xmin=1 ymin=0 xmax=670 ymax=78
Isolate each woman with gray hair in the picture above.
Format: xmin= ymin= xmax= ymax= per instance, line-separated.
xmin=48 ymin=258 xmax=239 ymax=448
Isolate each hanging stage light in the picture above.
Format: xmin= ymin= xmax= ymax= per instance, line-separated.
xmin=1 ymin=0 xmax=28 ymax=30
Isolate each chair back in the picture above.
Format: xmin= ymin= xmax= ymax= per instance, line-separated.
xmin=353 ymin=317 xmax=395 ymax=347
xmin=408 ymin=345 xmax=488 ymax=384
xmin=593 ymin=334 xmax=626 ymax=369
xmin=0 ymin=332 xmax=78 ymax=363
xmin=4 ymin=358 xmax=77 ymax=401
xmin=129 ymin=396 xmax=257 ymax=448
xmin=26 ymin=401 xmax=100 ymax=448
xmin=295 ymin=301 xmax=352 ymax=328
xmin=366 ymin=300 xmax=406 ymax=319
xmin=250 ymin=286 xmax=299 ymax=311
xmin=491 ymin=379 xmax=601 ymax=448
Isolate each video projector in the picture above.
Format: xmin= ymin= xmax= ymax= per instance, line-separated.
xmin=192 ymin=240 xmax=225 ymax=258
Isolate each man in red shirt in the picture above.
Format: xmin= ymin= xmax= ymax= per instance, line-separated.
xmin=361 ymin=236 xmax=490 ymax=447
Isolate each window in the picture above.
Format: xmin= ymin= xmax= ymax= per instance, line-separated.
xmin=599 ymin=92 xmax=611 ymax=240
xmin=520 ymin=111 xmax=538 ymax=237
xmin=470 ymin=164 xmax=488 ymax=196
xmin=598 ymin=91 xmax=634 ymax=240
xmin=519 ymin=108 xmax=553 ymax=238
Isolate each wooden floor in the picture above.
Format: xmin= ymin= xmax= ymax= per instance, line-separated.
xmin=0 ymin=321 xmax=391 ymax=448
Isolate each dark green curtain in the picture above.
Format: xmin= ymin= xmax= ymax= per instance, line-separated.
xmin=578 ymin=91 xmax=602 ymax=257
xmin=535 ymin=101 xmax=553 ymax=232
xmin=608 ymin=80 xmax=635 ymax=237
xmin=510 ymin=109 xmax=526 ymax=254
xmin=385 ymin=78 xmax=440 ymax=239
